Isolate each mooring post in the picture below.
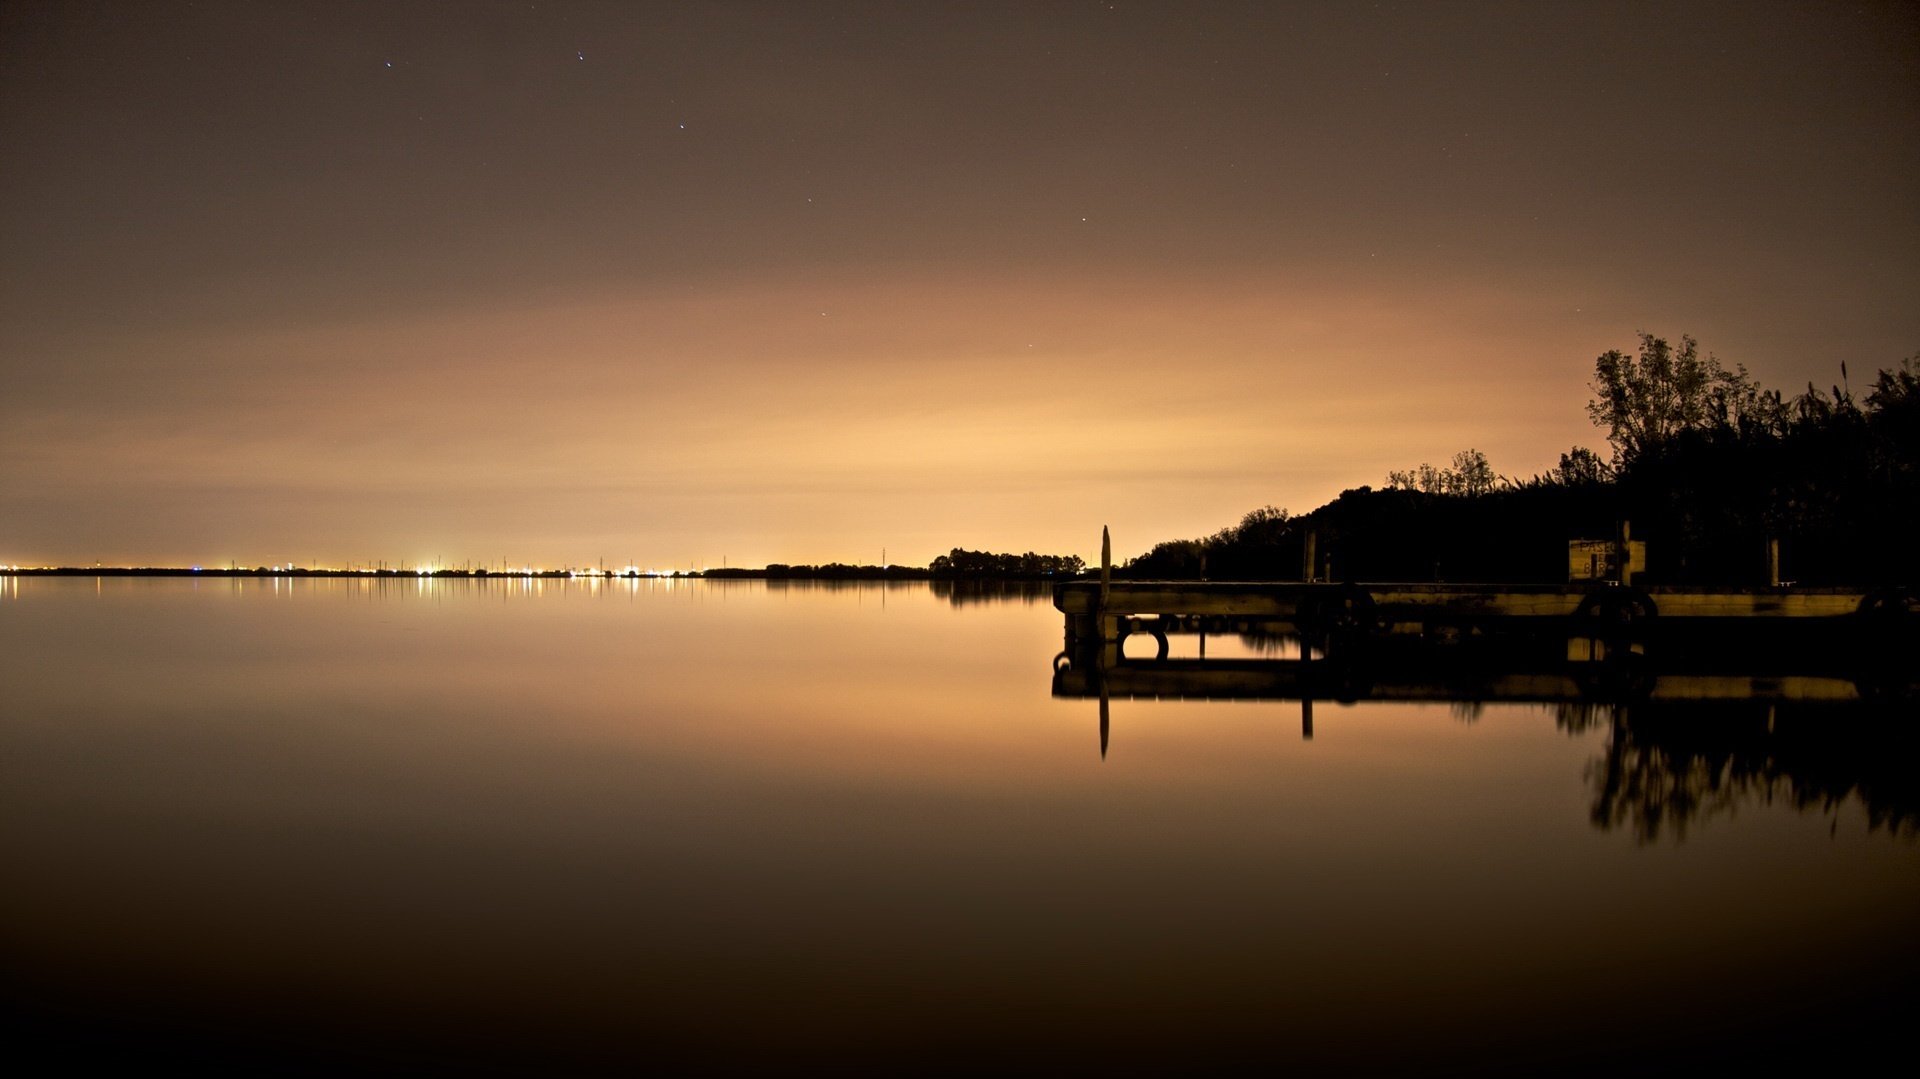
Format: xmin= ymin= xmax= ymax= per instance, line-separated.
xmin=1303 ymin=530 xmax=1317 ymax=583
xmin=1767 ymin=537 xmax=1781 ymax=587
xmin=1098 ymin=526 xmax=1113 ymax=618
xmin=1099 ymin=525 xmax=1118 ymax=658
xmin=1100 ymin=525 xmax=1111 ymax=606
xmin=1617 ymin=520 xmax=1633 ymax=587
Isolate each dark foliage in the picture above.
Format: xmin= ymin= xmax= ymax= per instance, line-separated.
xmin=1124 ymin=347 xmax=1918 ymax=586
xmin=929 ymin=547 xmax=1084 ymax=578
xmin=1609 ymin=351 xmax=1918 ymax=585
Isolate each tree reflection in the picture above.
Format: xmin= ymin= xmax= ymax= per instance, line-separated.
xmin=929 ymin=579 xmax=1054 ymax=607
xmin=1059 ymin=621 xmax=1917 ymax=841
xmin=1582 ymin=698 xmax=1920 ymax=842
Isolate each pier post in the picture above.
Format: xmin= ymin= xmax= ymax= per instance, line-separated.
xmin=1098 ymin=526 xmax=1120 ymax=659
xmin=1303 ymin=530 xmax=1318 ymax=583
xmin=1617 ymin=520 xmax=1633 ymax=587
xmin=1100 ymin=525 xmax=1111 ymax=607
xmin=1767 ymin=538 xmax=1781 ymax=587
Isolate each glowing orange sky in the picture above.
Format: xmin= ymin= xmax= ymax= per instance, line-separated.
xmin=3 ymin=2 xmax=1916 ymax=567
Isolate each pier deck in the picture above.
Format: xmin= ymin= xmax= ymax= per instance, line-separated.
xmin=1056 ymin=580 xmax=1875 ymax=618
xmin=1055 ymin=580 xmax=1883 ymax=645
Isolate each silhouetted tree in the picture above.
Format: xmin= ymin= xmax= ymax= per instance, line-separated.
xmin=1588 ymin=333 xmax=1753 ymax=464
xmin=1384 ymin=448 xmax=1496 ymax=495
xmin=929 ymin=547 xmax=1083 ymax=578
xmin=1548 ymin=445 xmax=1612 ymax=486
xmin=1127 ymin=340 xmax=1916 ymax=586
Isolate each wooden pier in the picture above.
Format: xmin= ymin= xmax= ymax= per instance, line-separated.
xmin=1048 ymin=530 xmax=1914 ymax=757
xmin=1056 ymin=578 xmax=1889 ymax=657
xmin=1056 ymin=525 xmax=1913 ymax=659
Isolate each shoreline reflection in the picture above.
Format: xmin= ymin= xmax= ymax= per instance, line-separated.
xmin=1055 ymin=623 xmax=1918 ymax=840
xmin=1576 ymin=696 xmax=1919 ymax=841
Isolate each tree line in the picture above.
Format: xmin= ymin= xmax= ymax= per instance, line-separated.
xmin=929 ymin=548 xmax=1085 ymax=578
xmin=1125 ymin=337 xmax=1919 ymax=586
xmin=705 ymin=548 xmax=1085 ymax=580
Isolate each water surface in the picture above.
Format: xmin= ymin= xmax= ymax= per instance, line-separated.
xmin=2 ymin=576 xmax=1914 ymax=1074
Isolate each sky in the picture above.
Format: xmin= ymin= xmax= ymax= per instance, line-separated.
xmin=3 ymin=0 xmax=1916 ymax=569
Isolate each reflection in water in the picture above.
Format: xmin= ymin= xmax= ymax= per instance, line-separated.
xmin=1057 ymin=622 xmax=1918 ymax=841
xmin=4 ymin=578 xmax=1916 ymax=1073
xmin=928 ymin=578 xmax=1055 ymax=607
xmin=1576 ymin=698 xmax=1920 ymax=841
xmin=754 ymin=577 xmax=1054 ymax=608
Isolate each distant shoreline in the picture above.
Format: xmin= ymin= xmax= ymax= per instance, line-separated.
xmin=1 ymin=566 xmax=1083 ymax=582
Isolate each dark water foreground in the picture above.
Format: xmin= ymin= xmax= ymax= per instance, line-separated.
xmin=2 ymin=576 xmax=1914 ymax=1075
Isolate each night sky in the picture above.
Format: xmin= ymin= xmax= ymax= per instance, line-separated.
xmin=3 ymin=1 xmax=1916 ymax=569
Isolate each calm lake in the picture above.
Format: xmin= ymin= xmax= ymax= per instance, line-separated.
xmin=3 ymin=575 xmax=1915 ymax=1074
